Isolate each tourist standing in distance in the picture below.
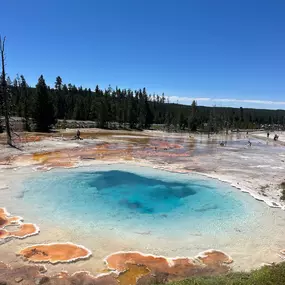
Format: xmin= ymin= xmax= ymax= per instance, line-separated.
xmin=76 ymin=129 xmax=82 ymax=140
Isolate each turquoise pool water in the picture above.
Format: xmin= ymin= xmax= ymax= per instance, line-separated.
xmin=3 ymin=164 xmax=285 ymax=271
xmin=21 ymin=165 xmax=255 ymax=237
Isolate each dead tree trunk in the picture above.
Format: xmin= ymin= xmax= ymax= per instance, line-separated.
xmin=0 ymin=36 xmax=12 ymax=146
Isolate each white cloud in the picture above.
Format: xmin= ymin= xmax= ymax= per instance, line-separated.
xmin=168 ymin=96 xmax=285 ymax=106
xmin=169 ymin=96 xmax=211 ymax=102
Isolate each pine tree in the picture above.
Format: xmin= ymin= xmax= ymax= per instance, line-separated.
xmin=144 ymin=96 xmax=153 ymax=128
xmin=13 ymin=75 xmax=22 ymax=116
xmin=179 ymin=112 xmax=186 ymax=130
xmin=128 ymin=91 xmax=138 ymax=129
xmin=0 ymin=66 xmax=284 ymax=133
xmin=164 ymin=110 xmax=172 ymax=131
xmin=207 ymin=110 xmax=213 ymax=137
xmin=0 ymin=73 xmax=3 ymax=133
xmin=188 ymin=100 xmax=198 ymax=131
xmin=19 ymin=75 xmax=31 ymax=131
xmin=98 ymin=96 xmax=109 ymax=128
xmin=0 ymin=36 xmax=12 ymax=145
xmin=55 ymin=76 xmax=66 ymax=119
xmin=136 ymin=88 xmax=153 ymax=129
xmin=137 ymin=89 xmax=146 ymax=129
xmin=55 ymin=76 xmax=62 ymax=90
xmin=34 ymin=75 xmax=56 ymax=131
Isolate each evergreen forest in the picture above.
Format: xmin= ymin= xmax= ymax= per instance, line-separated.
xmin=1 ymin=74 xmax=285 ymax=133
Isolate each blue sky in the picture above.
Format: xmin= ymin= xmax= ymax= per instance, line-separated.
xmin=1 ymin=0 xmax=285 ymax=109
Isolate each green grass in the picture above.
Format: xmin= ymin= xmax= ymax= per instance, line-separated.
xmin=154 ymin=262 xmax=285 ymax=285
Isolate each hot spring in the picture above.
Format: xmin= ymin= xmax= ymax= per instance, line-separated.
xmin=2 ymin=164 xmax=285 ymax=272
xmin=22 ymin=165 xmax=254 ymax=235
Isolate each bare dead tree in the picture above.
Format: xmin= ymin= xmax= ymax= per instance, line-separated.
xmin=0 ymin=36 xmax=12 ymax=146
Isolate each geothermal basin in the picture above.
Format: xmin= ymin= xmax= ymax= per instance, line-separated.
xmin=1 ymin=163 xmax=285 ymax=274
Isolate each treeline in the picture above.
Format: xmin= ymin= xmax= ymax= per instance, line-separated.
xmin=1 ymin=74 xmax=285 ymax=132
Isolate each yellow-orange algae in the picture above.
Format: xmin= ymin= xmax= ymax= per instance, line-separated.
xmin=117 ymin=264 xmax=150 ymax=285
xmin=9 ymin=136 xmax=190 ymax=170
xmin=33 ymin=151 xmax=67 ymax=163
xmin=18 ymin=242 xmax=92 ymax=264
xmin=31 ymin=150 xmax=79 ymax=168
xmin=105 ymin=250 xmax=233 ymax=279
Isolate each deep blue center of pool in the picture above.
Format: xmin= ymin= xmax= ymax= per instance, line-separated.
xmin=87 ymin=170 xmax=197 ymax=214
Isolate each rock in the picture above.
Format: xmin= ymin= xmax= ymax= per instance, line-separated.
xmin=38 ymin=265 xmax=47 ymax=273
xmin=0 ymin=281 xmax=7 ymax=285
xmin=15 ymin=277 xmax=23 ymax=283
xmin=34 ymin=277 xmax=50 ymax=285
xmin=261 ymin=262 xmax=274 ymax=267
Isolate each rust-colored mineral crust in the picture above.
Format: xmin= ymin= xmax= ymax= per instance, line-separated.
xmin=0 ymin=208 xmax=23 ymax=228
xmin=18 ymin=242 xmax=92 ymax=264
xmin=0 ymin=261 xmax=119 ymax=285
xmin=10 ymin=137 xmax=189 ymax=170
xmin=8 ymin=223 xmax=40 ymax=239
xmin=105 ymin=250 xmax=233 ymax=280
xmin=0 ymin=229 xmax=9 ymax=239
xmin=196 ymin=249 xmax=233 ymax=265
xmin=0 ymin=208 xmax=39 ymax=242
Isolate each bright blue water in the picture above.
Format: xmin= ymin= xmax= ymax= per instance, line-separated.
xmin=22 ymin=165 xmax=254 ymax=236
